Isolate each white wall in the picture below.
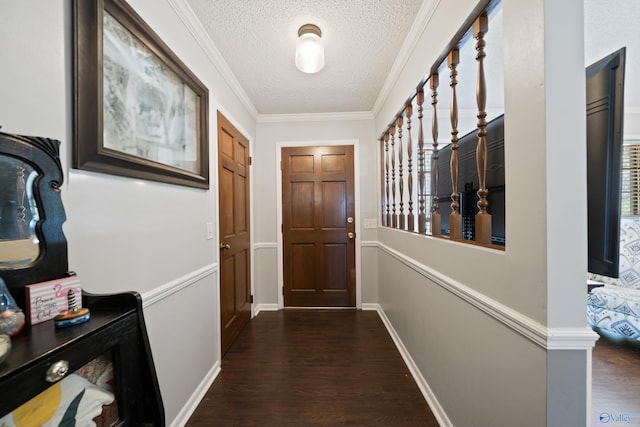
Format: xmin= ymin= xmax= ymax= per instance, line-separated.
xmin=0 ymin=1 xmax=255 ymax=425
xmin=373 ymin=0 xmax=597 ymax=425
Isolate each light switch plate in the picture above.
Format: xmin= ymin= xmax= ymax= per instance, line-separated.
xmin=206 ymin=222 xmax=214 ymax=239
xmin=363 ymin=218 xmax=377 ymax=229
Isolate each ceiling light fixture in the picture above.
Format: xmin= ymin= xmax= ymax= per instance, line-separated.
xmin=295 ymin=24 xmax=324 ymax=74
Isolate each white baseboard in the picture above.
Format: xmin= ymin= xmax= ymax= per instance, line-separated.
xmin=169 ymin=361 xmax=221 ymax=427
xmin=369 ymin=304 xmax=453 ymax=427
xmin=253 ymin=303 xmax=279 ymax=317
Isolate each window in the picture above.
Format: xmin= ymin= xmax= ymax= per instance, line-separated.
xmin=621 ymin=142 xmax=640 ymax=216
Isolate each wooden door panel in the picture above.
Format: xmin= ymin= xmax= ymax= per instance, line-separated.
xmin=218 ymin=112 xmax=251 ymax=356
xmin=291 ymin=244 xmax=316 ymax=290
xmin=321 ymin=153 xmax=345 ymax=172
xmin=236 ymin=174 xmax=248 ymax=233
xmin=290 ymin=154 xmax=314 ymax=173
xmin=220 ymin=256 xmax=236 ymax=328
xmin=282 ymin=145 xmax=355 ymax=307
xmin=220 ymin=168 xmax=234 ymax=237
xmin=291 ymin=182 xmax=315 ymax=229
xmin=220 ymin=129 xmax=234 ymax=159
xmin=235 ymin=248 xmax=249 ymax=305
xmin=323 ymin=243 xmax=347 ymax=290
xmin=322 ymin=182 xmax=346 ymax=228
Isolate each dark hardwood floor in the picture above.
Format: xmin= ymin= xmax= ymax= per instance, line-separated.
xmin=591 ymin=331 xmax=640 ymax=425
xmin=185 ymin=310 xmax=439 ymax=426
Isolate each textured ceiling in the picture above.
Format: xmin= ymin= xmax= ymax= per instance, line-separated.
xmin=184 ymin=0 xmax=639 ymax=117
xmin=186 ymin=0 xmax=424 ymax=115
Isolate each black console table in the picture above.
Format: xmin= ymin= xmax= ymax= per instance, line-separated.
xmin=0 ymin=292 xmax=164 ymax=425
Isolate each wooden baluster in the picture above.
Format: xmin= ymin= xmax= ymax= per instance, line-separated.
xmin=430 ymin=74 xmax=441 ymax=236
xmin=406 ymin=104 xmax=414 ymax=232
xmin=416 ymin=90 xmax=426 ymax=234
xmin=474 ymin=14 xmax=491 ymax=244
xmin=391 ymin=124 xmax=397 ymax=228
xmin=397 ymin=116 xmax=405 ymax=230
xmin=448 ymin=49 xmax=462 ymax=239
xmin=384 ymin=132 xmax=391 ymax=227
xmin=380 ymin=138 xmax=387 ymax=226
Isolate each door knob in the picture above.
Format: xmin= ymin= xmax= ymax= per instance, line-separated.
xmin=220 ymin=243 xmax=231 ymax=250
xmin=347 ymin=216 xmax=354 ymax=224
xmin=347 ymin=232 xmax=355 ymax=239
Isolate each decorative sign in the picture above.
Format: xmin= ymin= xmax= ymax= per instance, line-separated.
xmin=25 ymin=276 xmax=82 ymax=325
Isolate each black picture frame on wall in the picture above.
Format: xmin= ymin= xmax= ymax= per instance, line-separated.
xmin=73 ymin=0 xmax=209 ymax=189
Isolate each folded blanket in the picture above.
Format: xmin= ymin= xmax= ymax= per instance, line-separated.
xmin=0 ymin=373 xmax=115 ymax=427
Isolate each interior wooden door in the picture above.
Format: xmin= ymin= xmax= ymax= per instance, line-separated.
xmin=218 ymin=112 xmax=251 ymax=355
xmin=282 ymin=145 xmax=356 ymax=307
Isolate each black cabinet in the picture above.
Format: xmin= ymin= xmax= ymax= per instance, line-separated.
xmin=0 ymin=292 xmax=164 ymax=425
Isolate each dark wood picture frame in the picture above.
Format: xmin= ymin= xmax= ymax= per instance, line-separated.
xmin=73 ymin=0 xmax=209 ymax=189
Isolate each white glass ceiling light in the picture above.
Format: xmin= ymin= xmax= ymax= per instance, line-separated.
xmin=295 ymin=24 xmax=324 ymax=74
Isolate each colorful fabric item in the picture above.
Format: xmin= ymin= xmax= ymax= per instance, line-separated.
xmin=0 ymin=374 xmax=114 ymax=427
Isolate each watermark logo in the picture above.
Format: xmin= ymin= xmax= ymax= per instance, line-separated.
xmin=599 ymin=412 xmax=640 ymax=424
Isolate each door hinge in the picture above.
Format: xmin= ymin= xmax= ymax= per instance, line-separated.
xmin=248 ymin=156 xmax=252 ymax=166
xmin=282 ymin=287 xmax=285 ymax=296
xmin=250 ymin=294 xmax=254 ymax=303
xmin=281 ymin=223 xmax=283 ymax=233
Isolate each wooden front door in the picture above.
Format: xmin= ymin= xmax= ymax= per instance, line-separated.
xmin=218 ymin=112 xmax=251 ymax=355
xmin=282 ymin=145 xmax=356 ymax=307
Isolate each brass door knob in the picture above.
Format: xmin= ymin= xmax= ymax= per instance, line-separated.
xmin=220 ymin=243 xmax=231 ymax=250
xmin=347 ymin=232 xmax=355 ymax=239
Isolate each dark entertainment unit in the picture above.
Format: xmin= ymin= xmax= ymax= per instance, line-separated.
xmin=586 ymin=47 xmax=626 ymax=278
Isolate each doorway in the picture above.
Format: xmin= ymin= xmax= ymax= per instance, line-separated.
xmin=281 ymin=145 xmax=356 ymax=307
xmin=217 ymin=111 xmax=251 ymax=355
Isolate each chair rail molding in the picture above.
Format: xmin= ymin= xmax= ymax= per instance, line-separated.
xmin=373 ymin=241 xmax=599 ymax=350
xmin=141 ymin=263 xmax=218 ymax=308
xmin=254 ymin=242 xmax=278 ymax=250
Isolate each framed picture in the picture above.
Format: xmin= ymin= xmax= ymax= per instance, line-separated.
xmin=73 ymin=0 xmax=209 ymax=189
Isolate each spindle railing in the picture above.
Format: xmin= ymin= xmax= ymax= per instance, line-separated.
xmin=430 ymin=74 xmax=441 ymax=237
xmin=448 ymin=49 xmax=462 ymax=240
xmin=406 ymin=104 xmax=414 ymax=232
xmin=474 ymin=14 xmax=491 ymax=244
xmin=390 ymin=125 xmax=397 ymax=228
xmin=416 ymin=90 xmax=427 ymax=234
xmin=397 ymin=116 xmax=405 ymax=230
xmin=379 ymin=0 xmax=502 ymax=249
xmin=384 ymin=132 xmax=390 ymax=227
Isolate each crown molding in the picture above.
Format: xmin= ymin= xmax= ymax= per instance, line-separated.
xmin=371 ymin=0 xmax=441 ymax=117
xmin=257 ymin=111 xmax=374 ymax=123
xmin=166 ymin=0 xmax=258 ymax=119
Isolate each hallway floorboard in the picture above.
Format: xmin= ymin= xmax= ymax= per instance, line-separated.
xmin=185 ymin=309 xmax=439 ymax=426
xmin=591 ymin=332 xmax=640 ymax=424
